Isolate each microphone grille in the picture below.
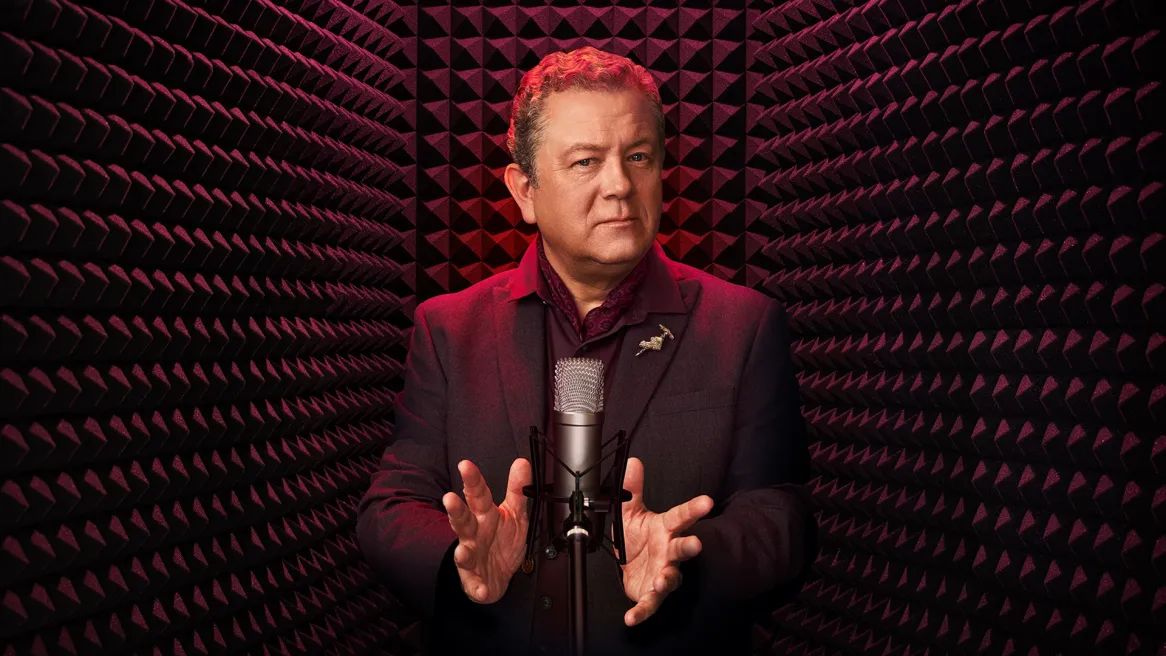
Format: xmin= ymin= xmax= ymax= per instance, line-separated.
xmin=553 ymin=357 xmax=605 ymax=413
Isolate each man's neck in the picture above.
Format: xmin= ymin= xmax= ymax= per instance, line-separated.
xmin=542 ymin=245 xmax=640 ymax=319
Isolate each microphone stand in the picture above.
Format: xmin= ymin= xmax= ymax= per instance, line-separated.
xmin=523 ymin=426 xmax=633 ymax=656
xmin=567 ymin=484 xmax=588 ymax=656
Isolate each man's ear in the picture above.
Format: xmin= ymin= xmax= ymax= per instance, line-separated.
xmin=503 ymin=163 xmax=538 ymax=226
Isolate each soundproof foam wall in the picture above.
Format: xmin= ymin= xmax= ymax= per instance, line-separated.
xmin=748 ymin=1 xmax=1164 ymax=654
xmin=1 ymin=1 xmax=1163 ymax=655
xmin=1 ymin=0 xmax=420 ymax=653
xmin=413 ymin=4 xmax=756 ymax=296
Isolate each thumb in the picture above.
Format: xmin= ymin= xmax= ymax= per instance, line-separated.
xmin=503 ymin=458 xmax=532 ymax=520
xmin=622 ymin=457 xmax=646 ymax=513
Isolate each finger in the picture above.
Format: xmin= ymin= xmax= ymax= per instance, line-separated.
xmin=665 ymin=535 xmax=702 ymax=563
xmin=502 ymin=458 xmax=533 ymax=520
xmin=459 ymin=460 xmax=495 ymax=516
xmin=453 ymin=541 xmax=477 ymax=570
xmin=661 ymin=494 xmax=714 ymax=533
xmin=443 ymin=491 xmax=478 ymax=539
xmin=625 ymin=590 xmax=663 ymax=627
xmin=459 ymin=570 xmax=489 ymax=603
xmin=654 ymin=565 xmax=683 ymax=595
xmin=468 ymin=582 xmax=489 ymax=603
xmin=621 ymin=457 xmax=645 ymax=513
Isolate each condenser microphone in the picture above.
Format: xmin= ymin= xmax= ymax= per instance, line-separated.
xmin=523 ymin=356 xmax=631 ymax=655
xmin=551 ymin=357 xmax=605 ymax=534
xmin=550 ymin=356 xmax=605 ymax=656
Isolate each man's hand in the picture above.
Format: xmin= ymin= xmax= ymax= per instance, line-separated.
xmin=617 ymin=457 xmax=714 ymax=626
xmin=442 ymin=458 xmax=532 ymax=604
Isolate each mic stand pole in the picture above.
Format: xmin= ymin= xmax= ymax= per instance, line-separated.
xmin=566 ymin=487 xmax=588 ymax=656
xmin=523 ymin=427 xmax=633 ymax=656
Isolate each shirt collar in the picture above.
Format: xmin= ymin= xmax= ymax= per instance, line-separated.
xmin=506 ymin=234 xmax=687 ymax=316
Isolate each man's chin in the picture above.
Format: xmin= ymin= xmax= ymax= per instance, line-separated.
xmin=588 ymin=241 xmax=653 ymax=267
xmin=544 ymin=231 xmax=656 ymax=269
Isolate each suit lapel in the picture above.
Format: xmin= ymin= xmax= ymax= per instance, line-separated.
xmin=599 ymin=278 xmax=700 ymax=482
xmin=492 ymin=287 xmax=546 ymax=461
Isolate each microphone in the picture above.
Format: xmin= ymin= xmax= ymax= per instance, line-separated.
xmin=523 ymin=356 xmax=631 ymax=656
xmin=551 ymin=357 xmax=605 ymax=535
xmin=550 ymin=357 xmax=604 ymax=656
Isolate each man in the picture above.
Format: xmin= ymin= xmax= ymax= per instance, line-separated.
xmin=357 ymin=47 xmax=814 ymax=655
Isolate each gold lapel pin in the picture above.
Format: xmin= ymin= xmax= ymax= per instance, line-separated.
xmin=636 ymin=324 xmax=674 ymax=356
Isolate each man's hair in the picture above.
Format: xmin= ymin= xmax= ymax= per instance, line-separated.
xmin=506 ymin=46 xmax=665 ymax=187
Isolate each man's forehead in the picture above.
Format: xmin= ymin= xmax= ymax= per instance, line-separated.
xmin=541 ymin=91 xmax=657 ymax=150
xmin=552 ymin=136 xmax=657 ymax=157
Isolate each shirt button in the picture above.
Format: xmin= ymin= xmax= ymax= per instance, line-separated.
xmin=539 ymin=596 xmax=553 ymax=610
xmin=521 ymin=556 xmax=535 ymax=574
xmin=544 ymin=544 xmax=557 ymax=559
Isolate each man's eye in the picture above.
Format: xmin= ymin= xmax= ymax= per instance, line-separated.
xmin=629 ymin=153 xmax=647 ymax=162
xmin=575 ymin=158 xmax=593 ymax=167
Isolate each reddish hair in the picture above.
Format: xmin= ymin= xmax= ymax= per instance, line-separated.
xmin=506 ymin=46 xmax=664 ymax=186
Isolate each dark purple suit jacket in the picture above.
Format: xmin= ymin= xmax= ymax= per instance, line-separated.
xmin=357 ymin=242 xmax=815 ymax=655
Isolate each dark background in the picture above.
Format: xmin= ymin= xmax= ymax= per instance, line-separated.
xmin=1 ymin=0 xmax=1162 ymax=654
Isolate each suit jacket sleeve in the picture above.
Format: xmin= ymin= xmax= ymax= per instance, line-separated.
xmin=356 ymin=301 xmax=458 ymax=617
xmin=685 ymin=297 xmax=816 ymax=604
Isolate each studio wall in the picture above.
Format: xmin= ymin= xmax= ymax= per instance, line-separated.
xmin=1 ymin=1 xmax=1162 ymax=655
xmin=748 ymin=1 xmax=1163 ymax=654
xmin=1 ymin=0 xmax=420 ymax=653
xmin=412 ymin=3 xmax=757 ymax=298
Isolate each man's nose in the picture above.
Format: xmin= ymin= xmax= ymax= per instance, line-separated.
xmin=601 ymin=160 xmax=633 ymax=199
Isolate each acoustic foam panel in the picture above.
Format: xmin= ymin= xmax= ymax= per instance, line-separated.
xmin=0 ymin=0 xmax=419 ymax=653
xmin=746 ymin=0 xmax=1165 ymax=654
xmin=5 ymin=0 xmax=1163 ymax=655
xmin=414 ymin=3 xmax=754 ymax=299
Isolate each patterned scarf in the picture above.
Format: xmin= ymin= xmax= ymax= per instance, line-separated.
xmin=536 ymin=235 xmax=650 ymax=341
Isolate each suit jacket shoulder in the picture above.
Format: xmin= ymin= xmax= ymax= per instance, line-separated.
xmin=413 ymin=269 xmax=518 ymax=332
xmin=666 ymin=258 xmax=783 ymax=327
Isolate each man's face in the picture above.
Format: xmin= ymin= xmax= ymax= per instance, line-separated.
xmin=516 ymin=88 xmax=663 ymax=272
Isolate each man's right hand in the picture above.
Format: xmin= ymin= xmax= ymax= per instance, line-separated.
xmin=442 ymin=458 xmax=532 ymax=604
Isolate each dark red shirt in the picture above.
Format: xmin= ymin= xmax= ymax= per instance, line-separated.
xmin=505 ymin=234 xmax=686 ymax=654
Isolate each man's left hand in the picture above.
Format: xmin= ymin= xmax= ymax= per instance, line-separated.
xmin=616 ymin=457 xmax=714 ymax=627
